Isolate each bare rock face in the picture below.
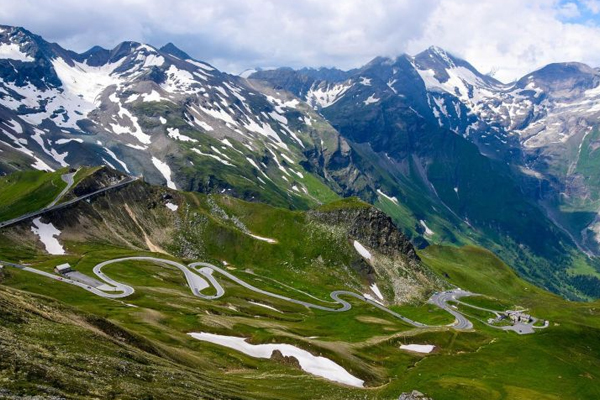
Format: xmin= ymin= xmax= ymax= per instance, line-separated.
xmin=270 ymin=350 xmax=301 ymax=369
xmin=71 ymin=166 xmax=128 ymax=197
xmin=309 ymin=204 xmax=446 ymax=304
xmin=398 ymin=390 xmax=433 ymax=400
xmin=309 ymin=205 xmax=419 ymax=261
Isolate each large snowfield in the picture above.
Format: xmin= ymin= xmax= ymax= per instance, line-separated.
xmin=189 ymin=332 xmax=364 ymax=387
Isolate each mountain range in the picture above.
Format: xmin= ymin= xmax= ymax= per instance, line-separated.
xmin=2 ymin=24 xmax=600 ymax=400
xmin=1 ymin=25 xmax=600 ymax=300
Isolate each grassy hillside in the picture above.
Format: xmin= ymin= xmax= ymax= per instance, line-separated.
xmin=0 ymin=169 xmax=68 ymax=222
xmin=0 ymin=170 xmax=599 ymax=399
xmin=410 ymin=245 xmax=600 ymax=399
xmin=0 ymin=284 xmax=252 ymax=400
xmin=2 ymin=242 xmax=599 ymax=399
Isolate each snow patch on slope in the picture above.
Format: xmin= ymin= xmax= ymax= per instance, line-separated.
xmin=377 ymin=189 xmax=399 ymax=205
xmin=419 ymin=220 xmax=435 ymax=237
xmin=151 ymin=157 xmax=176 ymax=189
xmin=55 ymin=138 xmax=83 ymax=145
xmin=192 ymin=147 xmax=233 ymax=166
xmin=103 ymin=147 xmax=130 ymax=173
xmin=400 ymin=344 xmax=435 ymax=353
xmin=248 ymin=301 xmax=283 ymax=313
xmin=0 ymin=128 xmax=54 ymax=171
xmin=363 ymin=94 xmax=380 ymax=105
xmin=167 ymin=127 xmax=197 ymax=142
xmin=353 ymin=240 xmax=372 ymax=260
xmin=0 ymin=42 xmax=34 ymax=62
xmin=370 ymin=283 xmax=384 ymax=301
xmin=165 ymin=202 xmax=179 ymax=211
xmin=111 ymin=101 xmax=152 ymax=144
xmin=31 ymin=218 xmax=65 ymax=255
xmin=247 ymin=232 xmax=277 ymax=243
xmin=52 ymin=56 xmax=124 ymax=105
xmin=306 ymin=82 xmax=352 ymax=109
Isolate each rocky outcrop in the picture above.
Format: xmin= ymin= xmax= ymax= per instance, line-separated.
xmin=398 ymin=390 xmax=433 ymax=400
xmin=71 ymin=166 xmax=128 ymax=197
xmin=270 ymin=350 xmax=301 ymax=369
xmin=309 ymin=205 xmax=419 ymax=261
xmin=308 ymin=203 xmax=446 ymax=304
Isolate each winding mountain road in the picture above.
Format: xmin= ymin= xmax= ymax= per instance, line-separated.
xmin=428 ymin=290 xmax=475 ymax=330
xmin=46 ymin=170 xmax=77 ymax=208
xmin=189 ymin=261 xmax=428 ymax=327
xmin=1 ymin=256 xmax=470 ymax=330
xmin=0 ymin=166 xmax=472 ymax=330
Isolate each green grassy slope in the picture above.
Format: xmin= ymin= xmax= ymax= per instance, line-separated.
xmin=0 ymin=169 xmax=67 ymax=222
xmin=407 ymin=245 xmax=600 ymax=399
xmin=0 ymin=283 xmax=254 ymax=400
xmin=3 ymin=241 xmax=599 ymax=399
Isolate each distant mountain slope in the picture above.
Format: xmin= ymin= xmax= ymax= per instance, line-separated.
xmin=0 ymin=167 xmax=442 ymax=307
xmin=250 ymin=48 xmax=600 ymax=300
xmin=408 ymin=49 xmax=600 ymax=257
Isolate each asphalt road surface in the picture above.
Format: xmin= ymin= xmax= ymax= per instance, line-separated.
xmin=46 ymin=170 xmax=77 ymax=208
xmin=189 ymin=261 xmax=428 ymax=327
xmin=428 ymin=289 xmax=475 ymax=330
xmin=452 ymin=298 xmax=541 ymax=334
xmin=1 ymin=256 xmax=549 ymax=335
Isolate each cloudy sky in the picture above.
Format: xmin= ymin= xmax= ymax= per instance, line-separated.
xmin=1 ymin=0 xmax=600 ymax=82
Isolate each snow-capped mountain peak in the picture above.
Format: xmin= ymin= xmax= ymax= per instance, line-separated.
xmin=0 ymin=25 xmax=340 ymax=208
xmin=159 ymin=42 xmax=192 ymax=60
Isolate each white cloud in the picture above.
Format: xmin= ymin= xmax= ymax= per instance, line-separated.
xmin=406 ymin=0 xmax=600 ymax=82
xmin=583 ymin=0 xmax=600 ymax=14
xmin=558 ymin=2 xmax=581 ymax=19
xmin=0 ymin=0 xmax=599 ymax=81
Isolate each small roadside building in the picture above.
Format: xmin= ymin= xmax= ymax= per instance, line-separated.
xmin=55 ymin=263 xmax=73 ymax=274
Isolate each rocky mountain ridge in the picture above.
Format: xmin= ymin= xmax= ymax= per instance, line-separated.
xmin=0 ymin=24 xmax=370 ymax=210
xmin=251 ymin=46 xmax=600 ymax=299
